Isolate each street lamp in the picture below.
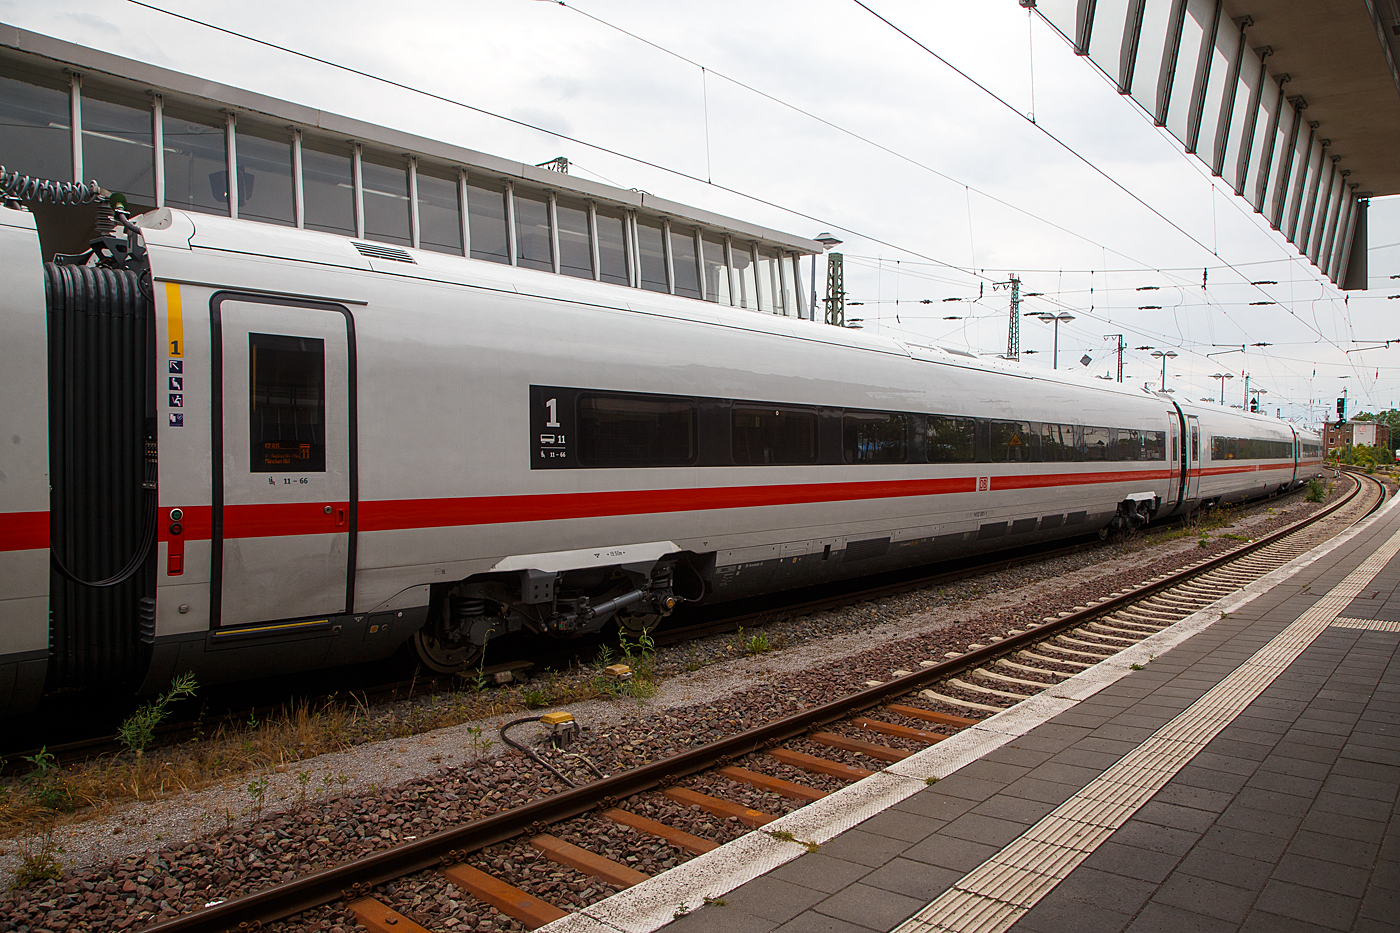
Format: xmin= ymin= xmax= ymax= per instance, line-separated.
xmin=1036 ymin=312 xmax=1075 ymax=369
xmin=1150 ymin=350 xmax=1178 ymax=391
xmin=1210 ymin=372 xmax=1235 ymax=404
xmin=1250 ymin=387 xmax=1268 ymax=413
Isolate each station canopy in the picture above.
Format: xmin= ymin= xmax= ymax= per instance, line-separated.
xmin=1034 ymin=0 xmax=1400 ymax=290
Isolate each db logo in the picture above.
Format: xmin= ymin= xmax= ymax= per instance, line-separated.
xmin=978 ymin=477 xmax=989 ymax=492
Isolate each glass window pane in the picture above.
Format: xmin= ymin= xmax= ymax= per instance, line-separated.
xmin=669 ymin=227 xmax=700 ymax=298
xmin=467 ymin=180 xmax=509 ymax=264
xmin=733 ymin=244 xmax=758 ymax=310
xmin=928 ymin=416 xmax=977 ymax=463
xmin=577 ymin=394 xmax=696 ymax=467
xmin=1082 ymin=425 xmax=1111 ymax=461
xmin=990 ymin=420 xmax=1034 ymax=463
xmin=1164 ymin=0 xmax=1211 ymax=145
xmin=1036 ymin=0 xmax=1080 ymax=44
xmin=235 ymin=125 xmax=294 ymax=227
xmin=596 ymin=208 xmax=628 ymax=285
xmin=1263 ymin=97 xmax=1296 ymax=222
xmin=1144 ymin=431 xmax=1166 ymax=460
xmin=756 ymin=250 xmax=779 ymax=313
xmin=1038 ymin=422 xmax=1072 ymax=462
xmin=1086 ymin=0 xmax=1133 ymax=84
xmin=556 ymin=199 xmax=592 ymax=278
xmin=844 ymin=411 xmax=907 ymax=463
xmin=702 ymin=235 xmax=729 ymax=304
xmin=0 ymin=70 xmax=71 ymax=181
xmin=782 ymin=255 xmax=801 ymax=317
xmin=249 ymin=333 xmax=325 ymax=473
xmin=361 ymin=154 xmax=410 ymax=246
xmin=1222 ymin=44 xmax=1262 ymax=190
xmin=163 ymin=106 xmax=227 ymax=216
xmin=637 ymin=217 xmax=667 ymax=292
xmin=1194 ymin=15 xmax=1236 ymax=164
xmin=731 ymin=407 xmax=818 ymax=464
xmin=1129 ymin=0 xmax=1176 ymax=117
xmin=1283 ymin=128 xmax=1314 ymax=237
xmin=416 ymin=167 xmax=462 ymax=255
xmin=301 ymin=139 xmax=355 ymax=236
xmin=513 ymin=189 xmax=553 ymax=272
xmin=1116 ymin=428 xmax=1143 ymax=461
xmin=1245 ymin=81 xmax=1280 ymax=209
xmin=81 ymin=91 xmax=154 ymax=210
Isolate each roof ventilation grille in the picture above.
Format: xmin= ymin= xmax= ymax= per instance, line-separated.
xmin=353 ymin=241 xmax=416 ymax=263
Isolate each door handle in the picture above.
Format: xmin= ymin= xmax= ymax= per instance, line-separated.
xmin=335 ymin=507 xmax=347 ymax=528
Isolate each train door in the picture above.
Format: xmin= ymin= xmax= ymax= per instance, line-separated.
xmin=1186 ymin=415 xmax=1201 ymax=502
xmin=1168 ymin=420 xmax=1181 ymax=505
xmin=212 ymin=295 xmax=356 ymax=627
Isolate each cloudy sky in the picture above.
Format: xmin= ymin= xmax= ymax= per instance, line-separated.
xmin=9 ymin=0 xmax=1399 ymax=427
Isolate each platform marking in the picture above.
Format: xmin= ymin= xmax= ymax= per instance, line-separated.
xmin=893 ymin=525 xmax=1400 ymax=933
xmin=1332 ymin=617 xmax=1400 ymax=632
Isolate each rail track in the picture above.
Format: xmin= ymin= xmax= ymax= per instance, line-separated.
xmin=128 ymin=470 xmax=1383 ymax=933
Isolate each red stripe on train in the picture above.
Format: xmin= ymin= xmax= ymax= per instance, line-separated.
xmin=0 ymin=511 xmax=48 ymax=551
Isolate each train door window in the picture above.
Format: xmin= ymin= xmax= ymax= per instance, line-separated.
xmin=248 ymin=333 xmax=326 ymax=473
xmin=1117 ymin=428 xmax=1143 ymax=461
xmin=732 ymin=407 xmax=819 ymax=464
xmin=1082 ymin=426 xmax=1110 ymax=461
xmin=733 ymin=244 xmax=759 ymax=310
xmin=300 ymin=138 xmax=356 ymax=237
xmin=669 ymin=226 xmax=701 ymax=299
xmin=81 ymin=89 xmax=156 ymax=214
xmin=595 ymin=208 xmax=629 ymax=285
xmin=236 ymin=124 xmax=295 ymax=227
xmin=513 ymin=189 xmax=554 ymax=272
xmin=163 ymin=105 xmax=230 ymax=217
xmin=844 ymin=411 xmax=907 ymax=463
xmin=927 ymin=415 xmax=977 ymax=462
xmin=1144 ymin=430 xmax=1166 ymax=461
xmin=556 ymin=198 xmax=593 ymax=279
xmin=990 ymin=420 xmax=1034 ymax=462
xmin=417 ymin=166 xmax=463 ymax=255
xmin=702 ymin=235 xmax=730 ymax=305
xmin=0 ymin=69 xmax=71 ymax=182
xmin=467 ymin=179 xmax=510 ymax=264
xmin=361 ymin=153 xmax=411 ymax=247
xmin=577 ymin=393 xmax=697 ymax=467
xmin=637 ymin=218 xmax=668 ymax=292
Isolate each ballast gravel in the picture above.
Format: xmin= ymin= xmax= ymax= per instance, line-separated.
xmin=0 ymin=486 xmax=1361 ymax=932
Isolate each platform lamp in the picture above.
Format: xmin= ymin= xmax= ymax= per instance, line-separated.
xmin=814 ymin=233 xmax=843 ymax=322
xmin=1150 ymin=350 xmax=1178 ymax=391
xmin=1036 ymin=312 xmax=1075 ymax=369
xmin=1210 ymin=372 xmax=1235 ymax=404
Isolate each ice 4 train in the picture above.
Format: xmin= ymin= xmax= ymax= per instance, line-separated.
xmin=0 ymin=204 xmax=1322 ymax=717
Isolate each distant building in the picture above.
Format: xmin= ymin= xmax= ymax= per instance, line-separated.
xmin=1323 ymin=420 xmax=1392 ymax=458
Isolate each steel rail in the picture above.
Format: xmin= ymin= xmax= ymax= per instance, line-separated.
xmin=139 ymin=473 xmax=1378 ymax=933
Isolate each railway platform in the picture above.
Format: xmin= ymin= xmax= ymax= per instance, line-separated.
xmin=560 ymin=492 xmax=1400 ymax=933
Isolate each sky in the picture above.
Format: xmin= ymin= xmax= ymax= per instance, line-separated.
xmin=8 ymin=0 xmax=1400 ymax=429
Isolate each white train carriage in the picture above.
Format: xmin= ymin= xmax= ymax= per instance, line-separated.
xmin=0 ymin=204 xmax=1321 ymax=715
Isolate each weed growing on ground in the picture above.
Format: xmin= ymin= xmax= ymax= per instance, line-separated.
xmin=1307 ymin=478 xmax=1326 ymax=502
xmin=117 ymin=672 xmax=198 ymax=760
xmin=747 ymin=632 xmax=772 ymax=655
xmin=10 ymin=828 xmax=63 ymax=889
xmin=21 ymin=748 xmax=73 ymax=813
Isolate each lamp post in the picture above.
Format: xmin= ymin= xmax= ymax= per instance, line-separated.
xmin=1250 ymin=387 xmax=1268 ymax=413
xmin=1036 ymin=312 xmax=1075 ymax=369
xmin=1150 ymin=350 xmax=1178 ymax=391
xmin=1210 ymin=372 xmax=1235 ymax=404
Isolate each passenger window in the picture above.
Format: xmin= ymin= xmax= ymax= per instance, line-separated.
xmin=577 ymin=394 xmax=696 ymax=467
xmin=990 ymin=420 xmax=1034 ymax=462
xmin=1117 ymin=428 xmax=1143 ymax=461
xmin=249 ymin=333 xmax=325 ymax=473
xmin=732 ymin=407 xmax=818 ymax=464
xmin=1082 ymin=426 xmax=1111 ymax=461
xmin=1144 ymin=431 xmax=1166 ymax=461
xmin=927 ymin=415 xmax=977 ymax=463
xmin=844 ymin=412 xmax=907 ymax=463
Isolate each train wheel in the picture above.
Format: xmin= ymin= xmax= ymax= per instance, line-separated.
xmin=618 ymin=612 xmax=660 ymax=635
xmin=412 ymin=628 xmax=483 ymax=673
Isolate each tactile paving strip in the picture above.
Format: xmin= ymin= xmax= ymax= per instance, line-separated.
xmin=893 ymin=526 xmax=1400 ymax=933
xmin=1332 ymin=617 xmax=1400 ymax=631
